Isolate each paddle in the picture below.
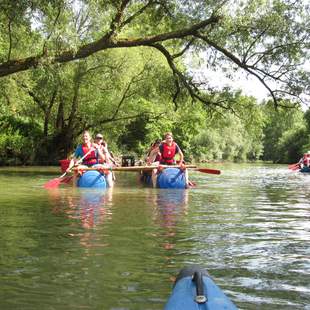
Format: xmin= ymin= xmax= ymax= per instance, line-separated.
xmin=60 ymin=175 xmax=73 ymax=184
xmin=288 ymin=163 xmax=300 ymax=170
xmin=71 ymin=165 xmax=221 ymax=175
xmin=72 ymin=164 xmax=196 ymax=172
xmin=194 ymin=168 xmax=221 ymax=175
xmin=44 ymin=148 xmax=94 ymax=189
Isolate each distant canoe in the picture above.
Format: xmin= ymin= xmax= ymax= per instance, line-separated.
xmin=300 ymin=166 xmax=310 ymax=173
xmin=165 ymin=265 xmax=237 ymax=310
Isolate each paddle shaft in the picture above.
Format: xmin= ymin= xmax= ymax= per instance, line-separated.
xmin=72 ymin=164 xmax=197 ymax=172
xmin=65 ymin=147 xmax=96 ymax=175
xmin=71 ymin=165 xmax=221 ymax=175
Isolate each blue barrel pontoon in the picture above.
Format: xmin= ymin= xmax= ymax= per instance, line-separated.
xmin=157 ymin=167 xmax=186 ymax=189
xmin=77 ymin=170 xmax=107 ymax=189
xmin=165 ymin=266 xmax=237 ymax=310
xmin=140 ymin=167 xmax=186 ymax=189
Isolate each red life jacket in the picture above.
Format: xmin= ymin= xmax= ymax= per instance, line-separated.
xmin=160 ymin=142 xmax=177 ymax=164
xmin=82 ymin=145 xmax=98 ymax=166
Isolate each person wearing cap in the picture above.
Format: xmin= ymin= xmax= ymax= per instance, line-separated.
xmin=94 ymin=134 xmax=118 ymax=166
xmin=94 ymin=134 xmax=116 ymax=186
xmin=298 ymin=151 xmax=310 ymax=169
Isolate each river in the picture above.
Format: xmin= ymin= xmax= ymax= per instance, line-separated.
xmin=0 ymin=164 xmax=309 ymax=309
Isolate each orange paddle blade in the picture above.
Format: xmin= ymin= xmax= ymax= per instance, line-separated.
xmin=196 ymin=168 xmax=221 ymax=175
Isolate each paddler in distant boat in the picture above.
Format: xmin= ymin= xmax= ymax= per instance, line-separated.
xmin=298 ymin=151 xmax=310 ymax=169
xmin=66 ymin=131 xmax=113 ymax=187
xmin=150 ymin=132 xmax=189 ymax=188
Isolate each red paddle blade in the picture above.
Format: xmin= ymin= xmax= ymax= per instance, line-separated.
xmin=44 ymin=178 xmax=62 ymax=189
xmin=197 ymin=168 xmax=221 ymax=175
xmin=289 ymin=165 xmax=300 ymax=171
xmin=288 ymin=163 xmax=299 ymax=170
xmin=60 ymin=176 xmax=73 ymax=184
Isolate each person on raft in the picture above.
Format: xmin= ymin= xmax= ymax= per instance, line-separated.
xmin=67 ymin=130 xmax=114 ymax=187
xmin=150 ymin=132 xmax=189 ymax=188
xmin=94 ymin=133 xmax=118 ymax=181
xmin=146 ymin=139 xmax=162 ymax=165
xmin=298 ymin=151 xmax=310 ymax=169
xmin=94 ymin=133 xmax=118 ymax=166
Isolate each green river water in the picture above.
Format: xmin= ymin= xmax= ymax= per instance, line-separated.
xmin=0 ymin=164 xmax=309 ymax=310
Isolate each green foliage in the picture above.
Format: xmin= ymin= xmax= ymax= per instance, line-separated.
xmin=118 ymin=115 xmax=151 ymax=155
xmin=262 ymin=101 xmax=305 ymax=163
xmin=191 ymin=91 xmax=264 ymax=162
xmin=0 ymin=115 xmax=42 ymax=165
xmin=0 ymin=1 xmax=309 ymax=164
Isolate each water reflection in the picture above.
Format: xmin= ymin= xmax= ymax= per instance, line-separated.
xmin=153 ymin=189 xmax=188 ymax=229
xmin=1 ymin=165 xmax=309 ymax=310
xmin=48 ymin=188 xmax=113 ymax=249
xmin=74 ymin=189 xmax=113 ymax=229
xmin=149 ymin=189 xmax=189 ymax=252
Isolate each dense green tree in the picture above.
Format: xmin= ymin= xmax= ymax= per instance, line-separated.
xmin=0 ymin=115 xmax=42 ymax=165
xmin=0 ymin=1 xmax=309 ymax=164
xmin=0 ymin=0 xmax=308 ymax=107
xmin=191 ymin=91 xmax=264 ymax=162
xmin=261 ymin=101 xmax=305 ymax=163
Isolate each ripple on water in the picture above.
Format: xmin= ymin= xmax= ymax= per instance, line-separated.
xmin=0 ymin=165 xmax=309 ymax=309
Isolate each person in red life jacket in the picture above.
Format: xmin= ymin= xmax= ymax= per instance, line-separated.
xmin=66 ymin=131 xmax=113 ymax=187
xmin=159 ymin=132 xmax=184 ymax=165
xmin=146 ymin=139 xmax=162 ymax=165
xmin=151 ymin=132 xmax=189 ymax=188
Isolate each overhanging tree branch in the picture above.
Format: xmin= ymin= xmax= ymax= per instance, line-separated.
xmin=121 ymin=0 xmax=155 ymax=27
xmin=195 ymin=32 xmax=280 ymax=106
xmin=150 ymin=43 xmax=230 ymax=109
xmin=0 ymin=15 xmax=220 ymax=77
